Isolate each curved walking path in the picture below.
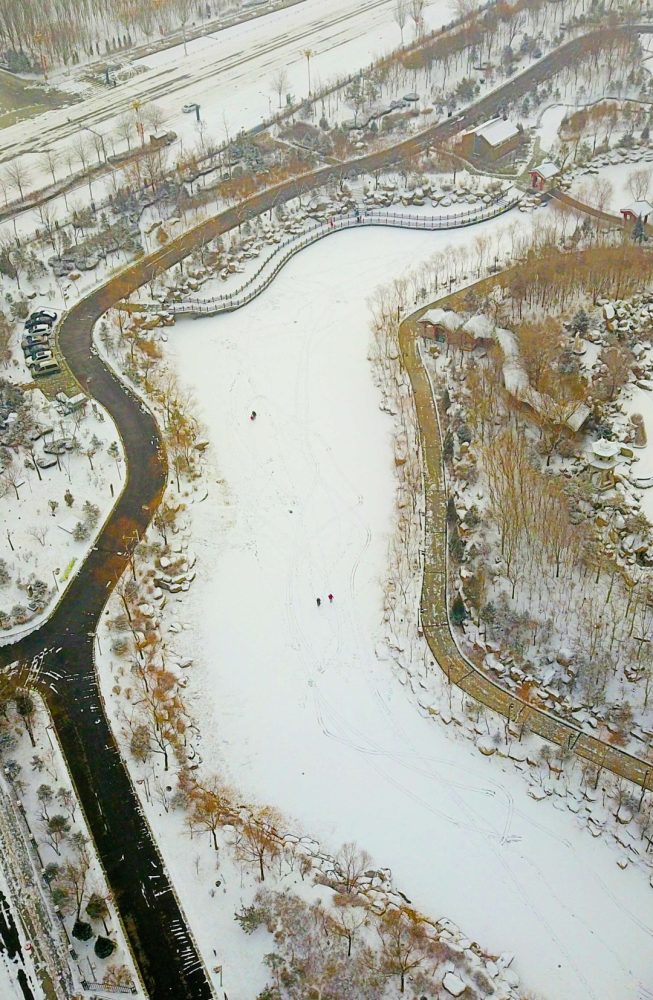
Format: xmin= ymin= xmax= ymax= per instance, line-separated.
xmin=0 ymin=21 xmax=652 ymax=999
xmin=156 ymin=198 xmax=520 ymax=316
xmin=399 ymin=303 xmax=653 ymax=791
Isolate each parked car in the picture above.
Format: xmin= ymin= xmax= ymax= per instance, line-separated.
xmin=29 ymin=308 xmax=57 ymax=323
xmin=25 ymin=322 xmax=52 ymax=336
xmin=26 ymin=350 xmax=53 ymax=366
xmin=21 ymin=335 xmax=50 ymax=350
xmin=32 ymin=359 xmax=60 ymax=378
xmin=182 ymin=103 xmax=198 ymax=113
xmin=25 ymin=317 xmax=54 ymax=332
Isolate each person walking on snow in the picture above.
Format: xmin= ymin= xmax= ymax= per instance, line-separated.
xmin=328 ymin=594 xmax=333 ymax=602
xmin=316 ymin=598 xmax=321 ymax=607
xmin=250 ymin=411 xmax=257 ymax=421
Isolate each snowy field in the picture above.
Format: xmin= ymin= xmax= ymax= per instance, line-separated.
xmin=0 ymin=0 xmax=450 ymax=201
xmin=159 ymin=224 xmax=653 ymax=1000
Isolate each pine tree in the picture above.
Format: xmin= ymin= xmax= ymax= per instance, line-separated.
xmin=450 ymin=595 xmax=467 ymax=626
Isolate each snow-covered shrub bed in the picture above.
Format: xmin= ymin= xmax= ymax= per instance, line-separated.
xmin=0 ymin=378 xmax=122 ymax=639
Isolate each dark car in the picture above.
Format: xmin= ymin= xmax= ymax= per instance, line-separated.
xmin=29 ymin=308 xmax=57 ymax=323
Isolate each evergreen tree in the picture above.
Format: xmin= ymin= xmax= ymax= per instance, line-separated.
xmin=94 ymin=936 xmax=116 ymax=959
xmin=573 ymin=308 xmax=589 ymax=334
xmin=72 ymin=920 xmax=93 ymax=941
xmin=450 ymin=595 xmax=467 ymax=626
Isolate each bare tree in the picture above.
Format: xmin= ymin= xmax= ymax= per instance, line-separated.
xmin=331 ymin=893 xmax=368 ymax=956
xmin=187 ymin=775 xmax=235 ymax=850
xmin=270 ymin=67 xmax=289 ymax=108
xmin=42 ymin=814 xmax=70 ymax=856
xmin=38 ymin=148 xmax=61 ymax=187
xmin=71 ymin=133 xmax=91 ymax=175
xmin=57 ymin=857 xmax=90 ymax=919
xmin=410 ymin=0 xmax=426 ymax=35
xmin=235 ymin=810 xmax=281 ymax=881
xmin=332 ymin=841 xmax=372 ymax=895
xmin=377 ymin=909 xmax=427 ymax=993
xmin=28 ymin=526 xmax=49 ymax=548
xmin=4 ymin=160 xmax=31 ymax=202
xmin=115 ymin=114 xmax=135 ymax=152
xmin=144 ymin=103 xmax=166 ymax=133
xmin=627 ymin=167 xmax=652 ymax=202
xmin=393 ymin=0 xmax=409 ymax=44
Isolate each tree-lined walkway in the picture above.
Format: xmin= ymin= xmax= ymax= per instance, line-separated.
xmin=399 ymin=303 xmax=653 ymax=790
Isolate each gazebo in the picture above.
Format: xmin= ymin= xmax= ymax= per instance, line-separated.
xmin=528 ymin=161 xmax=560 ymax=190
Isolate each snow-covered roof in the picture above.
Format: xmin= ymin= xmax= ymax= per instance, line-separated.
xmin=420 ymin=308 xmax=446 ymax=326
xmin=621 ymin=200 xmax=653 ymax=217
xmin=419 ymin=308 xmax=462 ymax=331
xmin=592 ymin=437 xmax=620 ymax=459
xmin=531 ymin=160 xmax=559 ymax=179
xmin=462 ymin=314 xmax=494 ymax=339
xmin=440 ymin=311 xmax=463 ymax=332
xmin=494 ymin=328 xmax=519 ymax=360
xmin=565 ymin=402 xmax=591 ymax=433
xmin=463 ymin=117 xmax=519 ymax=147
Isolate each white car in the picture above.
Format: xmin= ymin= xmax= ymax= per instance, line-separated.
xmin=182 ymin=103 xmax=197 ymax=114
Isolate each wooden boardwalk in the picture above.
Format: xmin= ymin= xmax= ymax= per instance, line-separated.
xmin=399 ymin=305 xmax=653 ymax=790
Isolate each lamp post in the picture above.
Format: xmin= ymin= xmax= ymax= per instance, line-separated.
xmin=83 ymin=125 xmax=108 ymax=163
xmin=260 ymin=92 xmax=272 ymax=117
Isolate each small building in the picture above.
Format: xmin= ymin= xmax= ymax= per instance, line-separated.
xmin=620 ymin=200 xmax=653 ymax=224
xmin=56 ymin=391 xmax=87 ymax=414
xmin=419 ymin=308 xmax=462 ymax=342
xmin=149 ymin=130 xmax=177 ymax=147
xmin=458 ymin=117 xmax=522 ymax=163
xmin=528 ymin=160 xmax=559 ymax=190
xmin=419 ymin=310 xmax=495 ymax=352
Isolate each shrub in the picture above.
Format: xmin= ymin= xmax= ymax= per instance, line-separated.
xmin=94 ymin=936 xmax=116 ymax=959
xmin=72 ymin=920 xmax=93 ymax=941
xmin=234 ymin=903 xmax=267 ymax=934
xmin=448 ymin=531 xmax=465 ymax=564
xmin=73 ymin=521 xmax=91 ymax=543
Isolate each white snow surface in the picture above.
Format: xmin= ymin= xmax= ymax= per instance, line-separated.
xmin=0 ymin=0 xmax=449 ymax=201
xmin=158 ymin=225 xmax=653 ymax=1000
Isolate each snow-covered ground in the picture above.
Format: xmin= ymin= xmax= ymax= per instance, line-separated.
xmin=0 ymin=0 xmax=449 ymax=201
xmin=134 ymin=224 xmax=653 ymax=1000
xmin=570 ymin=157 xmax=653 ymax=213
xmin=0 ymin=390 xmax=123 ymax=643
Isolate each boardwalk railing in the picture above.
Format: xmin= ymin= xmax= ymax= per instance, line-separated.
xmin=156 ymin=197 xmax=520 ymax=317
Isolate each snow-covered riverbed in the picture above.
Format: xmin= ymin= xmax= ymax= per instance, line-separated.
xmin=163 ymin=224 xmax=653 ymax=1000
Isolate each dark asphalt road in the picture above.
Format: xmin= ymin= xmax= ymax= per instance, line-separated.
xmin=0 ymin=21 xmax=650 ymax=998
